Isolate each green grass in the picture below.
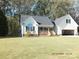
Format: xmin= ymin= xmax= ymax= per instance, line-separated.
xmin=0 ymin=36 xmax=79 ymax=59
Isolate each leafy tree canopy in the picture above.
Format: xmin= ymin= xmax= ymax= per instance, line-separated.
xmin=0 ymin=9 xmax=8 ymax=36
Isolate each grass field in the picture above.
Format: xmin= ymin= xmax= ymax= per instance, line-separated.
xmin=0 ymin=36 xmax=79 ymax=59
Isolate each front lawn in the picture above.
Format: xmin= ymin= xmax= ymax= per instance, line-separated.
xmin=0 ymin=36 xmax=79 ymax=59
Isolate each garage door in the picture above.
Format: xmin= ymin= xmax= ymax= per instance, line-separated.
xmin=62 ymin=30 xmax=74 ymax=35
xmin=77 ymin=27 xmax=79 ymax=35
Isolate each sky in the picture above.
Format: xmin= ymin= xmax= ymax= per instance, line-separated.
xmin=73 ymin=0 xmax=79 ymax=7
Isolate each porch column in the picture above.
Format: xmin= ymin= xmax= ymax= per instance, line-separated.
xmin=48 ymin=28 xmax=51 ymax=36
xmin=21 ymin=25 xmax=23 ymax=37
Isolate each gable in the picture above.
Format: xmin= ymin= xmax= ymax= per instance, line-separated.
xmin=55 ymin=15 xmax=78 ymax=29
xmin=21 ymin=16 xmax=38 ymax=27
xmin=32 ymin=16 xmax=54 ymax=26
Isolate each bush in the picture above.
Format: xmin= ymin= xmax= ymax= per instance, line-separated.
xmin=25 ymin=32 xmax=31 ymax=37
xmin=7 ymin=15 xmax=20 ymax=37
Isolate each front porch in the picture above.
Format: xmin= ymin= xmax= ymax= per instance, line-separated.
xmin=38 ymin=27 xmax=55 ymax=36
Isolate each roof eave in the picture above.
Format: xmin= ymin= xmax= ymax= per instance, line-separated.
xmin=38 ymin=25 xmax=54 ymax=27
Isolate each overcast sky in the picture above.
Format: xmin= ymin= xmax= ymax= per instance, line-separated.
xmin=72 ymin=0 xmax=79 ymax=7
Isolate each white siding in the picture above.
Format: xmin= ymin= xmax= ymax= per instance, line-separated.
xmin=55 ymin=15 xmax=78 ymax=35
xmin=29 ymin=17 xmax=38 ymax=35
xmin=21 ymin=17 xmax=38 ymax=35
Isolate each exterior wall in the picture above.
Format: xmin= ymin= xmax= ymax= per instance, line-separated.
xmin=21 ymin=24 xmax=23 ymax=37
xmin=21 ymin=16 xmax=38 ymax=36
xmin=35 ymin=24 xmax=38 ymax=35
xmin=56 ymin=26 xmax=78 ymax=35
xmin=39 ymin=31 xmax=48 ymax=35
xmin=55 ymin=15 xmax=78 ymax=35
xmin=56 ymin=26 xmax=61 ymax=35
xmin=74 ymin=27 xmax=78 ymax=35
xmin=29 ymin=17 xmax=38 ymax=35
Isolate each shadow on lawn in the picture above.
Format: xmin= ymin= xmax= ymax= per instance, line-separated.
xmin=0 ymin=36 xmax=22 ymax=39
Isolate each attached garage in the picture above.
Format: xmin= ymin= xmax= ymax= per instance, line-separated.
xmin=55 ymin=15 xmax=78 ymax=36
xmin=62 ymin=30 xmax=74 ymax=35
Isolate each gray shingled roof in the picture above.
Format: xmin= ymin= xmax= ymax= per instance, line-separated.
xmin=21 ymin=15 xmax=54 ymax=27
xmin=32 ymin=16 xmax=54 ymax=26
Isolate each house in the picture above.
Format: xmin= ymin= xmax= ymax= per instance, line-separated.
xmin=54 ymin=14 xmax=78 ymax=35
xmin=20 ymin=15 xmax=54 ymax=36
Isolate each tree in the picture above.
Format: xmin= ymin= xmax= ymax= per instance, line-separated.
xmin=0 ymin=9 xmax=8 ymax=36
xmin=7 ymin=16 xmax=20 ymax=36
xmin=30 ymin=0 xmax=73 ymax=19
xmin=48 ymin=0 xmax=73 ymax=19
xmin=31 ymin=0 xmax=49 ymax=16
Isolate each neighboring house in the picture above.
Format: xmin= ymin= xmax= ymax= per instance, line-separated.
xmin=20 ymin=15 xmax=54 ymax=36
xmin=55 ymin=14 xmax=78 ymax=35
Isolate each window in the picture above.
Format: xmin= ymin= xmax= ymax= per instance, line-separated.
xmin=26 ymin=26 xmax=35 ymax=31
xmin=44 ymin=28 xmax=48 ymax=31
xmin=39 ymin=27 xmax=48 ymax=31
xmin=39 ymin=27 xmax=43 ymax=31
xmin=26 ymin=26 xmax=29 ymax=31
xmin=66 ymin=19 xmax=71 ymax=24
xmin=50 ymin=28 xmax=53 ymax=31
xmin=32 ymin=27 xmax=35 ymax=31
